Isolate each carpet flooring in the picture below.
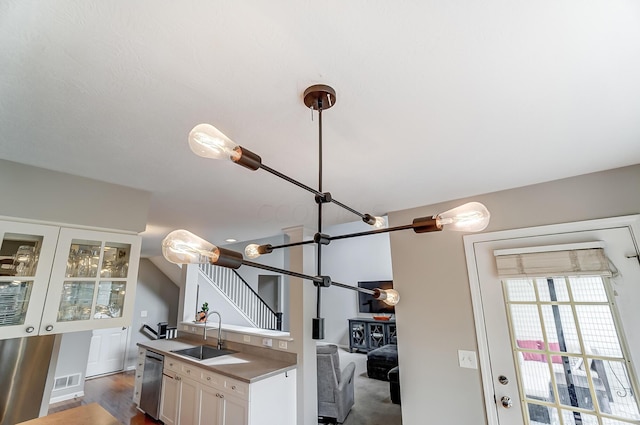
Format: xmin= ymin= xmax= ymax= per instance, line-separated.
xmin=328 ymin=347 xmax=402 ymax=425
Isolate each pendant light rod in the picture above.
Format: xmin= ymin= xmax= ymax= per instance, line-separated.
xmin=258 ymin=163 xmax=324 ymax=197
xmin=258 ymin=163 xmax=370 ymax=219
xmin=328 ymin=223 xmax=416 ymax=241
xmin=241 ymin=259 xmax=376 ymax=296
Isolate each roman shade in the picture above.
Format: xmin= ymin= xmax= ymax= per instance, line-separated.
xmin=494 ymin=242 xmax=613 ymax=278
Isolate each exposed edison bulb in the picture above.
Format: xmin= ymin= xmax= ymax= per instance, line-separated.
xmin=188 ymin=124 xmax=242 ymax=161
xmin=162 ymin=229 xmax=219 ymax=265
xmin=372 ymin=216 xmax=386 ymax=229
xmin=375 ymin=288 xmax=400 ymax=306
xmin=244 ymin=244 xmax=261 ymax=260
xmin=435 ymin=202 xmax=490 ymax=232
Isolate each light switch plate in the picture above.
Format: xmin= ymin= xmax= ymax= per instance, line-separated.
xmin=140 ymin=310 xmax=147 ymax=318
xmin=243 ymin=335 xmax=251 ymax=343
xmin=458 ymin=350 xmax=478 ymax=369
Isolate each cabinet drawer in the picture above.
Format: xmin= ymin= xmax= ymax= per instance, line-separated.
xmin=224 ymin=377 xmax=248 ymax=399
xmin=180 ymin=363 xmax=199 ymax=379
xmin=165 ymin=358 xmax=183 ymax=373
xmin=200 ymin=370 xmax=223 ymax=388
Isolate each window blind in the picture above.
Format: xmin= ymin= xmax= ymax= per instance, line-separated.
xmin=494 ymin=245 xmax=612 ymax=278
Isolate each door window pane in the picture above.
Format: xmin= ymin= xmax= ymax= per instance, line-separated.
xmin=505 ymin=276 xmax=640 ymax=424
xmin=506 ymin=279 xmax=536 ymax=301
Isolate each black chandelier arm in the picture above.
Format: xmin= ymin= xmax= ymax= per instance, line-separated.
xmin=258 ymin=163 xmax=324 ymax=197
xmin=331 ymin=280 xmax=375 ymax=295
xmin=328 ymin=223 xmax=417 ymax=241
xmin=239 ymin=259 xmax=376 ymax=297
xmin=269 ymin=240 xmax=316 ymax=250
xmin=330 ymin=199 xmax=367 ymax=219
xmin=255 ymin=221 xmax=433 ymax=255
xmin=240 ymin=259 xmax=324 ymax=284
xmin=257 ymin=163 xmax=374 ymax=222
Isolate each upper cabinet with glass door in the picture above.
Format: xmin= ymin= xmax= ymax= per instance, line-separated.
xmin=0 ymin=220 xmax=60 ymax=339
xmin=39 ymin=228 xmax=141 ymax=335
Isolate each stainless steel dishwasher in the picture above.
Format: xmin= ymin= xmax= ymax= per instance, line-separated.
xmin=139 ymin=350 xmax=164 ymax=420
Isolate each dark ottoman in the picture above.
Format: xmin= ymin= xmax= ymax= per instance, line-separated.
xmin=388 ymin=366 xmax=401 ymax=404
xmin=366 ymin=344 xmax=398 ymax=381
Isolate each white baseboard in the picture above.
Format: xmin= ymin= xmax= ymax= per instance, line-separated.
xmin=126 ymin=365 xmax=136 ymax=371
xmin=49 ymin=391 xmax=85 ymax=405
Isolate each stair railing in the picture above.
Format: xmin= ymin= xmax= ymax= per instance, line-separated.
xmin=199 ymin=263 xmax=283 ymax=331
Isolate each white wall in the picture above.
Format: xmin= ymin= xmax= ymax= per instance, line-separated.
xmin=49 ymin=331 xmax=92 ymax=402
xmin=388 ymin=164 xmax=640 ymax=425
xmin=125 ymin=258 xmax=180 ymax=369
xmin=320 ymin=219 xmax=393 ymax=346
xmin=0 ymin=159 xmax=150 ymax=232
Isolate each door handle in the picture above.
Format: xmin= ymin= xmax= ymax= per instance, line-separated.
xmin=501 ymin=396 xmax=512 ymax=409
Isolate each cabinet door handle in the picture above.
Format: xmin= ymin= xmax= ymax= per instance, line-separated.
xmin=176 ymin=376 xmax=182 ymax=381
xmin=219 ymin=394 xmax=224 ymax=399
xmin=26 ymin=326 xmax=35 ymax=333
xmin=231 ymin=385 xmax=236 ymax=390
xmin=45 ymin=325 xmax=53 ymax=332
xmin=207 ymin=377 xmax=211 ymax=381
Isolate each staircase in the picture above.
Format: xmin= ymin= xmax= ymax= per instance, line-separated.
xmin=198 ymin=263 xmax=283 ymax=331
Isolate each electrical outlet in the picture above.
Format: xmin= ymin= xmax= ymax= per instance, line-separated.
xmin=278 ymin=340 xmax=287 ymax=350
xmin=458 ymin=350 xmax=478 ymax=369
xmin=243 ymin=335 xmax=251 ymax=343
xmin=140 ymin=310 xmax=147 ymax=318
xmin=191 ymin=327 xmax=197 ymax=332
xmin=262 ymin=338 xmax=273 ymax=347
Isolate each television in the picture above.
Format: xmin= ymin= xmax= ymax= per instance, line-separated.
xmin=357 ymin=280 xmax=395 ymax=314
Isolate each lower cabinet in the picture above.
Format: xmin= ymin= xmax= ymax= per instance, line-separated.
xmin=200 ymin=384 xmax=248 ymax=425
xmin=160 ymin=374 xmax=179 ymax=425
xmin=133 ymin=348 xmax=145 ymax=404
xmin=159 ymin=358 xmax=295 ymax=425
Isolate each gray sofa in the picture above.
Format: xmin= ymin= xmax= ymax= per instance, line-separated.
xmin=317 ymin=344 xmax=356 ymax=423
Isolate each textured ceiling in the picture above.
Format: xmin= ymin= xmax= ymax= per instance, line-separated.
xmin=1 ymin=1 xmax=640 ymax=257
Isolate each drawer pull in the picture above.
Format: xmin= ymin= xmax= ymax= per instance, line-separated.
xmin=207 ymin=377 xmax=211 ymax=381
xmin=231 ymin=385 xmax=236 ymax=390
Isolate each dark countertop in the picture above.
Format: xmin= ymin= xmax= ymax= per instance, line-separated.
xmin=138 ymin=338 xmax=297 ymax=383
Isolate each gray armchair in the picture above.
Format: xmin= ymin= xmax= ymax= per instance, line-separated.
xmin=317 ymin=344 xmax=356 ymax=423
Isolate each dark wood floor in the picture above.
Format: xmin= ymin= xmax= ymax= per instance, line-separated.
xmin=48 ymin=370 xmax=159 ymax=425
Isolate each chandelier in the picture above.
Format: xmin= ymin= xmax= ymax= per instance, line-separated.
xmin=161 ymin=85 xmax=490 ymax=339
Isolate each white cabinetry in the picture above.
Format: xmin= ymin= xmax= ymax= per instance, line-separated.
xmin=0 ymin=220 xmax=141 ymax=339
xmin=160 ymin=373 xmax=179 ymax=425
xmin=133 ymin=348 xmax=146 ymax=404
xmin=159 ymin=358 xmax=295 ymax=425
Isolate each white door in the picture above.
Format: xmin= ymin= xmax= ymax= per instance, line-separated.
xmin=86 ymin=326 xmax=128 ymax=377
xmin=465 ymin=216 xmax=640 ymax=425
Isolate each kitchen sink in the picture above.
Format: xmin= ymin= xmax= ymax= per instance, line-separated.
xmin=171 ymin=345 xmax=235 ymax=360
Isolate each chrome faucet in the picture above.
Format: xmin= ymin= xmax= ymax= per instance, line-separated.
xmin=204 ymin=310 xmax=223 ymax=350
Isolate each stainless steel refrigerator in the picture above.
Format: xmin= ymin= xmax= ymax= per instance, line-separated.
xmin=0 ymin=335 xmax=56 ymax=425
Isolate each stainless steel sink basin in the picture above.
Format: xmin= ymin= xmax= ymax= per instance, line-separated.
xmin=171 ymin=345 xmax=235 ymax=360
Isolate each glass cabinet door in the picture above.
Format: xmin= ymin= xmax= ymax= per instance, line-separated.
xmin=0 ymin=220 xmax=60 ymax=339
xmin=41 ymin=228 xmax=140 ymax=334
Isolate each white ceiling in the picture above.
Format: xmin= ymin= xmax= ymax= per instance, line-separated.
xmin=2 ymin=1 xmax=640 ymax=257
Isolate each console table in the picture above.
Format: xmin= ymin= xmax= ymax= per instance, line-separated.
xmin=348 ymin=317 xmax=396 ymax=353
